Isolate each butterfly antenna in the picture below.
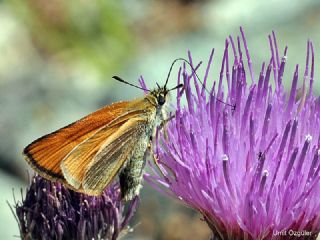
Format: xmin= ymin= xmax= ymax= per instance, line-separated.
xmin=112 ymin=76 xmax=150 ymax=92
xmin=169 ymin=83 xmax=184 ymax=91
xmin=258 ymin=133 xmax=278 ymax=159
xmin=165 ymin=58 xmax=235 ymax=110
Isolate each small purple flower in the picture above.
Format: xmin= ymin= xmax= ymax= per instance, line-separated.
xmin=146 ymin=28 xmax=320 ymax=239
xmin=10 ymin=175 xmax=139 ymax=240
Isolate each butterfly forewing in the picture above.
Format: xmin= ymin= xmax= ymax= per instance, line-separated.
xmin=23 ymin=90 xmax=159 ymax=197
xmin=23 ymin=101 xmax=133 ymax=182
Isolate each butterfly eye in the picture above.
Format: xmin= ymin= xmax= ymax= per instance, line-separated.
xmin=158 ymin=94 xmax=166 ymax=105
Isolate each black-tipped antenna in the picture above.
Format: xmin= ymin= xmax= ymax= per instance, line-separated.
xmin=258 ymin=133 xmax=278 ymax=159
xmin=112 ymin=76 xmax=150 ymax=92
xmin=165 ymin=58 xmax=235 ymax=110
xmin=169 ymin=83 xmax=184 ymax=92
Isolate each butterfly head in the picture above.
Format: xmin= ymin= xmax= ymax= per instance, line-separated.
xmin=152 ymin=85 xmax=169 ymax=107
xmin=152 ymin=82 xmax=183 ymax=107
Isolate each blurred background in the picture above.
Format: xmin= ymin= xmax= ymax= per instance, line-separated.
xmin=1 ymin=0 xmax=320 ymax=239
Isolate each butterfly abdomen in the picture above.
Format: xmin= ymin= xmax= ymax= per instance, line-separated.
xmin=119 ymin=131 xmax=149 ymax=201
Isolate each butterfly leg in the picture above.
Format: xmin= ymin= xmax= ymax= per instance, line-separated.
xmin=160 ymin=114 xmax=175 ymax=140
xmin=148 ymin=138 xmax=177 ymax=182
xmin=160 ymin=114 xmax=175 ymax=129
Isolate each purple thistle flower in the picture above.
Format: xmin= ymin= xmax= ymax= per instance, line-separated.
xmin=146 ymin=28 xmax=320 ymax=239
xmin=10 ymin=175 xmax=139 ymax=240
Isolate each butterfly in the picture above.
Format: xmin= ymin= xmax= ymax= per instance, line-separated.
xmin=23 ymin=60 xmax=183 ymax=201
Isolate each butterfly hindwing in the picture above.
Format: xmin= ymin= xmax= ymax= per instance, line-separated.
xmin=60 ymin=109 xmax=146 ymax=189
xmin=82 ymin=117 xmax=149 ymax=195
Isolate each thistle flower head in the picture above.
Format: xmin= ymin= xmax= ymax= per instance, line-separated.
xmin=146 ymin=28 xmax=320 ymax=239
xmin=10 ymin=175 xmax=139 ymax=240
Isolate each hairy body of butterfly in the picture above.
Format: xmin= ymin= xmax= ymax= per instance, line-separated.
xmin=23 ymin=87 xmax=169 ymax=201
